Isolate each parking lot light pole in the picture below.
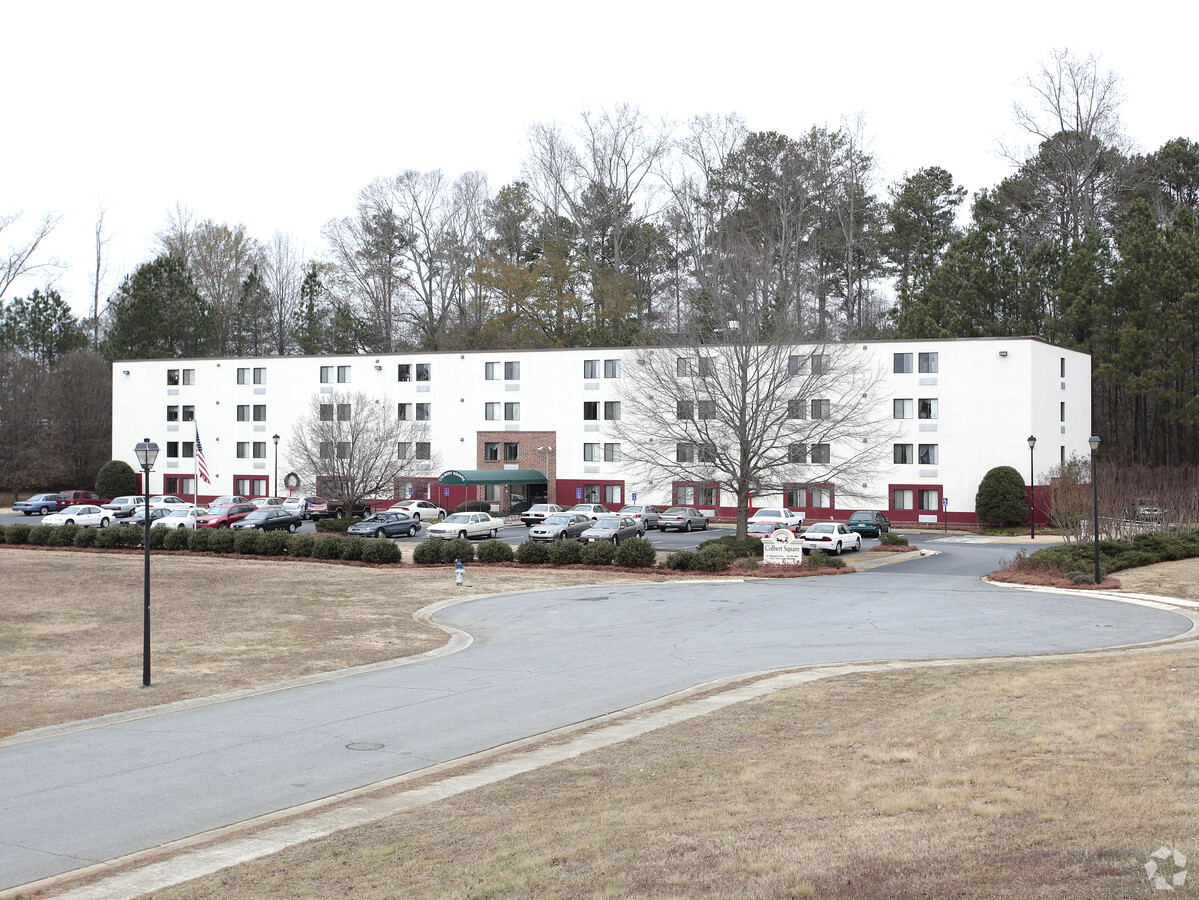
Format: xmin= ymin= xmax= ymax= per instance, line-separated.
xmin=1027 ymin=435 xmax=1036 ymax=539
xmin=272 ymin=433 xmax=280 ymax=498
xmin=1089 ymin=435 xmax=1101 ymax=584
xmin=134 ymin=439 xmax=160 ymax=687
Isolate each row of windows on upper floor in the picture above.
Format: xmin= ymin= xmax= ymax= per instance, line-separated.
xmin=892 ymin=352 xmax=940 ymax=374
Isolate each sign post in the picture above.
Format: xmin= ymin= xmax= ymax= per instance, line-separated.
xmin=942 ymin=496 xmax=949 ymax=533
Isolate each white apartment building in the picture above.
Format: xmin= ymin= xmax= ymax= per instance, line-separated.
xmin=111 ymin=336 xmax=1091 ymax=526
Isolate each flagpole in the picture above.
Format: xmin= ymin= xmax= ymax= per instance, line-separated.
xmin=194 ymin=422 xmax=200 ymax=506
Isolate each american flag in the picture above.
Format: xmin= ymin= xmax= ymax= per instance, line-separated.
xmin=195 ymin=424 xmax=211 ymax=484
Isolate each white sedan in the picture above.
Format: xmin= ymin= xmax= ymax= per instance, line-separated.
xmin=798 ymin=522 xmax=862 ymax=555
xmin=43 ymin=505 xmax=111 ymax=528
xmin=748 ymin=507 xmax=805 ymax=528
xmin=153 ymin=507 xmax=206 ymax=529
xmin=389 ymin=499 xmax=447 ymax=521
xmin=426 ymin=511 xmax=505 ymax=540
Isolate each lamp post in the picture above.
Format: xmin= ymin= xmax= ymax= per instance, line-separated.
xmin=272 ymin=433 xmax=280 ymax=498
xmin=1089 ymin=435 xmax=1101 ymax=584
xmin=1027 ymin=435 xmax=1037 ymax=539
xmin=134 ymin=438 xmax=160 ymax=687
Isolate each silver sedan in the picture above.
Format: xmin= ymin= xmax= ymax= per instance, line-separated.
xmin=578 ymin=515 xmax=644 ymax=545
xmin=657 ymin=507 xmax=708 ymax=533
xmin=529 ymin=513 xmax=593 ymax=542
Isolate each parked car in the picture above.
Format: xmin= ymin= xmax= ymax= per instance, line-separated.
xmin=567 ymin=503 xmax=610 ymax=520
xmin=798 ymin=522 xmax=862 ymax=555
xmin=204 ymin=495 xmax=250 ymax=507
xmin=251 ymin=497 xmax=285 ymax=509
xmin=326 ymin=499 xmax=373 ymax=519
xmin=747 ymin=521 xmax=794 ymax=541
xmin=121 ymin=506 xmax=171 ymax=527
xmin=427 ymin=511 xmax=505 ymax=540
xmin=14 ymin=493 xmax=63 ymax=516
xmin=294 ymin=496 xmax=328 ymax=519
xmin=578 ymin=515 xmax=644 ymax=545
xmin=347 ymin=511 xmax=422 ymax=539
xmin=101 ymin=495 xmax=148 ymax=518
xmin=388 ymin=499 xmax=446 ymax=521
xmin=43 ymin=505 xmax=110 ymax=528
xmin=619 ymin=505 xmax=662 ymax=530
xmin=747 ymin=508 xmax=805 ymax=528
xmin=153 ymin=507 xmax=206 ymax=529
xmin=846 ymin=510 xmax=890 ymax=537
xmin=520 ymin=503 xmax=564 ymax=527
xmin=658 ymin=507 xmax=709 ymax=532
xmin=528 ymin=513 xmax=593 ymax=542
xmin=148 ymin=495 xmax=190 ymax=508
xmin=57 ymin=490 xmax=108 ymax=508
xmin=230 ymin=508 xmax=302 ymax=532
xmin=281 ymin=496 xmax=307 ymax=518
xmin=195 ymin=503 xmax=257 ymax=528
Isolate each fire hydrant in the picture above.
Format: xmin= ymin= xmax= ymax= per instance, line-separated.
xmin=454 ymin=558 xmax=464 ymax=587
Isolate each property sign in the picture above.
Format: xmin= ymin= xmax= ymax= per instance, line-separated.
xmin=762 ymin=529 xmax=805 ymax=566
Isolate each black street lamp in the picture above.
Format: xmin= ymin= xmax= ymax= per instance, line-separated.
xmin=1089 ymin=435 xmax=1101 ymax=584
xmin=134 ymin=438 xmax=160 ymax=687
xmin=272 ymin=433 xmax=281 ymax=498
xmin=1027 ymin=435 xmax=1037 ymax=539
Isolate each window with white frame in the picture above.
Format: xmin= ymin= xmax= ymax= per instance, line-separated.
xmin=336 ymin=441 xmax=349 ymax=459
xmin=253 ymin=367 xmax=266 ymax=384
xmin=253 ymin=404 xmax=266 ymax=422
xmin=676 ymin=357 xmax=696 ymax=376
xmin=604 ymin=359 xmax=620 ymax=378
xmin=319 ymin=441 xmax=333 ymax=459
xmin=810 ymin=443 xmax=830 ymax=464
xmin=789 ymin=443 xmax=806 ymax=463
xmin=894 ymin=399 xmax=913 ymax=419
xmin=398 ymin=364 xmax=411 ymax=382
xmin=320 ymin=366 xmax=333 ymax=383
xmin=182 ymin=405 xmax=194 ymax=421
xmin=398 ymin=442 xmax=412 ymax=459
xmin=484 ymin=402 xmax=500 ymax=420
xmin=485 ymin=362 xmax=500 ymax=380
xmin=676 ymin=443 xmax=694 ymax=463
xmin=237 ymin=367 xmax=249 ymax=384
xmin=237 ymin=441 xmax=249 ymax=458
xmin=810 ymin=487 xmax=831 ymax=508
xmin=603 ymin=401 xmax=621 ymax=420
xmin=415 ymin=442 xmax=431 ymax=459
xmin=788 ymin=355 xmax=806 ymax=376
xmin=698 ymin=357 xmax=715 ymax=377
xmin=415 ymin=403 xmax=430 ymax=421
xmin=182 ymin=369 xmax=195 ymax=385
xmin=583 ymin=359 xmax=600 ymax=378
xmin=698 ymin=399 xmax=715 ymax=419
xmin=166 ymin=441 xmax=179 ymax=458
xmin=787 ymin=399 xmax=806 ymax=419
xmin=320 ymin=404 xmax=333 ymax=422
xmin=811 ymin=399 xmax=830 ymax=419
xmin=236 ymin=405 xmax=249 ymax=422
xmin=583 ymin=401 xmax=598 ymax=420
xmin=810 ymin=354 xmax=828 ymax=375
xmin=786 ymin=487 xmax=807 ymax=507
xmin=416 ymin=363 xmax=430 ymax=381
xmin=918 ymin=398 xmax=938 ymax=419
xmin=919 ymin=489 xmax=940 ymax=510
xmin=167 ymin=406 xmax=180 ymax=421
xmin=337 ymin=365 xmax=351 ymax=383
xmin=676 ymin=399 xmax=693 ymax=420
xmin=484 ymin=442 xmax=499 ymax=460
xmin=337 ymin=403 xmax=352 ymax=421
xmin=698 ymin=443 xmax=716 ymax=463
xmin=505 ymin=361 xmax=520 ymax=380
xmin=504 ymin=442 xmax=518 ymax=461
xmin=604 ymin=442 xmax=621 ymax=462
xmin=253 ymin=441 xmax=266 ymax=459
xmin=398 ymin=403 xmax=411 ymax=420
xmin=167 ymin=369 xmax=179 ymax=386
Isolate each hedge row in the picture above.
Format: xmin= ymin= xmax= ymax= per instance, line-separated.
xmin=1023 ymin=528 xmax=1199 ymax=577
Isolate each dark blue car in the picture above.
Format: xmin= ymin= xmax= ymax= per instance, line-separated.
xmin=346 ymin=511 xmax=422 ymax=539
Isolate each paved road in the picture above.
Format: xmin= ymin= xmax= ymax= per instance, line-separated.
xmin=0 ymin=543 xmax=1190 ymax=891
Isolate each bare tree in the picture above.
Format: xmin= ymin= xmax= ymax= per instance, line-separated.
xmin=0 ymin=211 xmax=62 ymax=303
xmin=288 ymin=391 xmax=439 ymax=513
xmin=188 ymin=221 xmax=263 ymax=354
xmin=89 ymin=204 xmax=113 ymax=351
xmin=261 ymin=231 xmax=303 ymax=354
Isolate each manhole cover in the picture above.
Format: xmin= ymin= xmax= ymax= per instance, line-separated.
xmin=346 ymin=742 xmax=385 ymax=751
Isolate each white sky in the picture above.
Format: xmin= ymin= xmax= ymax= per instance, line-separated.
xmin=4 ymin=0 xmax=1194 ymax=318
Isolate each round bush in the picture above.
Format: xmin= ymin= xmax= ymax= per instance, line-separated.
xmin=700 ymin=535 xmax=762 ymax=559
xmin=96 ymin=459 xmax=138 ymax=498
xmin=188 ymin=528 xmax=213 ymax=552
xmin=316 ymin=517 xmax=362 ymax=534
xmin=234 ymin=528 xmax=262 ymax=554
xmin=547 ymin=539 xmax=582 ymax=566
xmin=360 ymin=539 xmax=402 ymax=564
xmin=515 ymin=540 xmax=550 ymax=564
xmin=260 ymin=531 xmax=290 ymax=556
xmin=163 ymin=528 xmax=191 ymax=550
xmin=613 ymin=536 xmax=656 ymax=568
xmin=975 ymin=465 xmax=1029 ymax=527
xmin=665 ymin=550 xmax=694 ymax=570
xmin=340 ymin=536 xmax=368 ymax=561
xmin=442 ymin=537 xmax=475 ymax=564
xmin=93 ymin=526 xmax=124 ymax=548
xmin=411 ymin=540 xmax=443 ymax=564
xmin=146 ymin=527 xmax=168 ymax=550
xmin=48 ymin=523 xmax=80 ymax=546
xmin=311 ymin=535 xmax=344 ymax=559
xmin=5 ymin=523 xmax=30 ymax=545
xmin=207 ymin=528 xmax=236 ymax=553
xmin=29 ymin=525 xmax=53 ymax=545
xmin=288 ymin=533 xmax=315 ymax=557
xmin=692 ymin=544 xmax=735 ymax=572
xmin=476 ymin=539 xmax=514 ymax=563
xmin=73 ymin=527 xmax=98 ymax=548
xmin=580 ymin=540 xmax=617 ymax=566
xmin=879 ymin=531 xmax=909 ymax=546
xmin=0 ymin=524 xmax=6 ymax=543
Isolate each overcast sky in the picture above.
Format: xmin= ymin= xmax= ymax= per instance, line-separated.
xmin=5 ymin=0 xmax=1194 ymax=318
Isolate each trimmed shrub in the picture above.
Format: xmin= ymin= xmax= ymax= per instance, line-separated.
xmin=476 ymin=539 xmax=514 ymax=563
xmin=665 ymin=550 xmax=695 ymax=570
xmin=806 ymin=549 xmax=846 ymax=569
xmin=441 ymin=537 xmax=475 ymax=564
xmin=233 ymin=528 xmax=262 ymax=554
xmin=6 ymin=523 xmax=32 ymax=545
xmin=208 ymin=528 xmax=237 ymax=554
xmin=975 ymin=465 xmax=1028 ymax=527
xmin=316 ymin=517 xmax=363 ymax=534
xmin=147 ymin=527 xmax=168 ymax=550
xmin=73 ymin=527 xmax=98 ymax=548
xmin=29 ymin=525 xmax=53 ymax=545
xmin=613 ymin=536 xmax=656 ymax=568
xmin=163 ymin=528 xmax=191 ymax=550
xmin=188 ymin=528 xmax=214 ymax=552
xmin=515 ymin=539 xmax=551 ymax=564
xmin=311 ymin=535 xmax=344 ymax=559
xmin=411 ymin=540 xmax=443 ymax=564
xmin=361 ymin=539 xmax=402 ymax=564
xmin=340 ymin=536 xmax=368 ymax=561
xmin=547 ymin=539 xmax=582 ymax=566
xmin=93 ymin=526 xmax=126 ymax=548
xmin=580 ymin=540 xmax=617 ymax=566
xmin=260 ymin=531 xmax=291 ymax=556
xmin=699 ymin=535 xmax=763 ymax=560
xmin=288 ymin=533 xmax=315 ymax=557
xmin=693 ymin=543 xmax=735 ymax=572
xmin=0 ymin=524 xmax=6 ymax=543
xmin=735 ymin=555 xmax=760 ymax=571
xmin=879 ymin=531 xmax=909 ymax=546
xmin=48 ymin=523 xmax=80 ymax=546
xmin=96 ymin=459 xmax=138 ymax=498
xmin=455 ymin=500 xmax=493 ymax=513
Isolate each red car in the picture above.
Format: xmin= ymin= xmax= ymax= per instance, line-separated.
xmin=195 ymin=502 xmax=257 ymax=529
xmin=57 ymin=490 xmax=109 ymax=509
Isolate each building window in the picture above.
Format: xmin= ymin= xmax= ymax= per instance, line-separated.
xmin=604 ymin=359 xmax=620 ymax=378
xmin=504 ymin=402 xmax=520 ymax=421
xmin=253 ymin=367 xmax=266 ymax=384
xmin=810 ymin=487 xmax=831 ymax=508
xmin=676 ymin=400 xmax=692 ymax=420
xmin=788 ymin=355 xmax=806 ymax=376
xmin=398 ymin=364 xmax=411 ymax=382
xmin=584 ymin=443 xmax=601 ymax=461
xmin=811 ymin=399 xmax=830 ymax=419
xmin=789 ymin=443 xmax=806 ymax=463
xmin=893 ymin=489 xmax=913 ymax=510
xmin=893 ymin=353 xmax=913 ymax=374
xmin=415 ymin=442 xmax=431 ymax=460
xmin=398 ymin=442 xmax=412 ymax=459
xmin=485 ymin=361 xmax=500 ymax=380
xmin=319 ymin=441 xmax=333 ymax=459
xmin=235 ymin=405 xmax=248 ymax=422
xmin=416 ymin=363 xmax=430 ymax=381
xmin=320 ymin=366 xmax=333 ymax=383
xmin=583 ymin=401 xmax=599 ymax=420
xmin=787 ymin=399 xmax=806 ymax=419
xmin=919 ymin=489 xmax=940 ymax=511
xmin=505 ymin=361 xmax=520 ymax=380
xmin=253 ymin=442 xmax=266 ymax=459
xmin=676 ymin=357 xmax=696 ymax=377
xmin=894 ymin=399 xmax=913 ymax=419
xmin=338 ymin=403 xmax=352 ymax=421
xmin=167 ymin=405 xmax=179 ymax=421
xmin=680 ymin=485 xmax=716 ymax=506
xmin=1060 ymin=357 xmax=1066 ymax=378
xmin=676 ymin=443 xmax=694 ymax=463
xmin=604 ymin=401 xmax=621 ymax=420
xmin=786 ymin=487 xmax=806 ymax=507
xmin=484 ymin=402 xmax=499 ymax=420
xmin=894 ymin=444 xmax=913 ymax=464
xmin=698 ymin=358 xmax=715 ymax=377
xmin=484 ymin=442 xmax=499 ymax=461
xmin=182 ymin=369 xmax=195 ymax=385
xmin=604 ymin=443 xmax=621 ymax=462
xmin=603 ymin=484 xmax=622 ymax=504
xmin=810 ymin=354 xmax=828 ymax=376
xmin=1060 ymin=401 xmax=1066 ymax=422
xmin=918 ymin=443 xmax=938 ymax=465
xmin=810 ymin=444 xmax=830 ymax=464
xmin=182 ymin=405 xmax=194 ymax=422
xmin=918 ymin=352 xmax=938 ymax=373
xmin=237 ymin=441 xmax=249 ymax=459
xmin=166 ymin=441 xmax=179 ymax=458
xmin=337 ymin=365 xmax=351 ymax=383
xmin=398 ymin=403 xmax=411 ymax=421
xmin=699 ymin=443 xmax=716 ymax=463
xmin=336 ymin=441 xmax=349 ymax=459
xmin=321 ymin=404 xmax=334 ymax=421
xmin=237 ymin=367 xmax=249 ymax=384
xmin=918 ymin=398 xmax=938 ymax=419
xmin=504 ymin=442 xmax=519 ymax=461
xmin=253 ymin=404 xmax=266 ymax=422
xmin=483 ymin=484 xmax=502 ymax=503
xmin=165 ymin=476 xmax=195 ymax=496
xmin=415 ymin=403 xmax=430 ymax=421
xmin=698 ymin=399 xmax=716 ymax=419
xmin=167 ymin=369 xmax=179 ymax=386
xmin=583 ymin=359 xmax=600 ymax=378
